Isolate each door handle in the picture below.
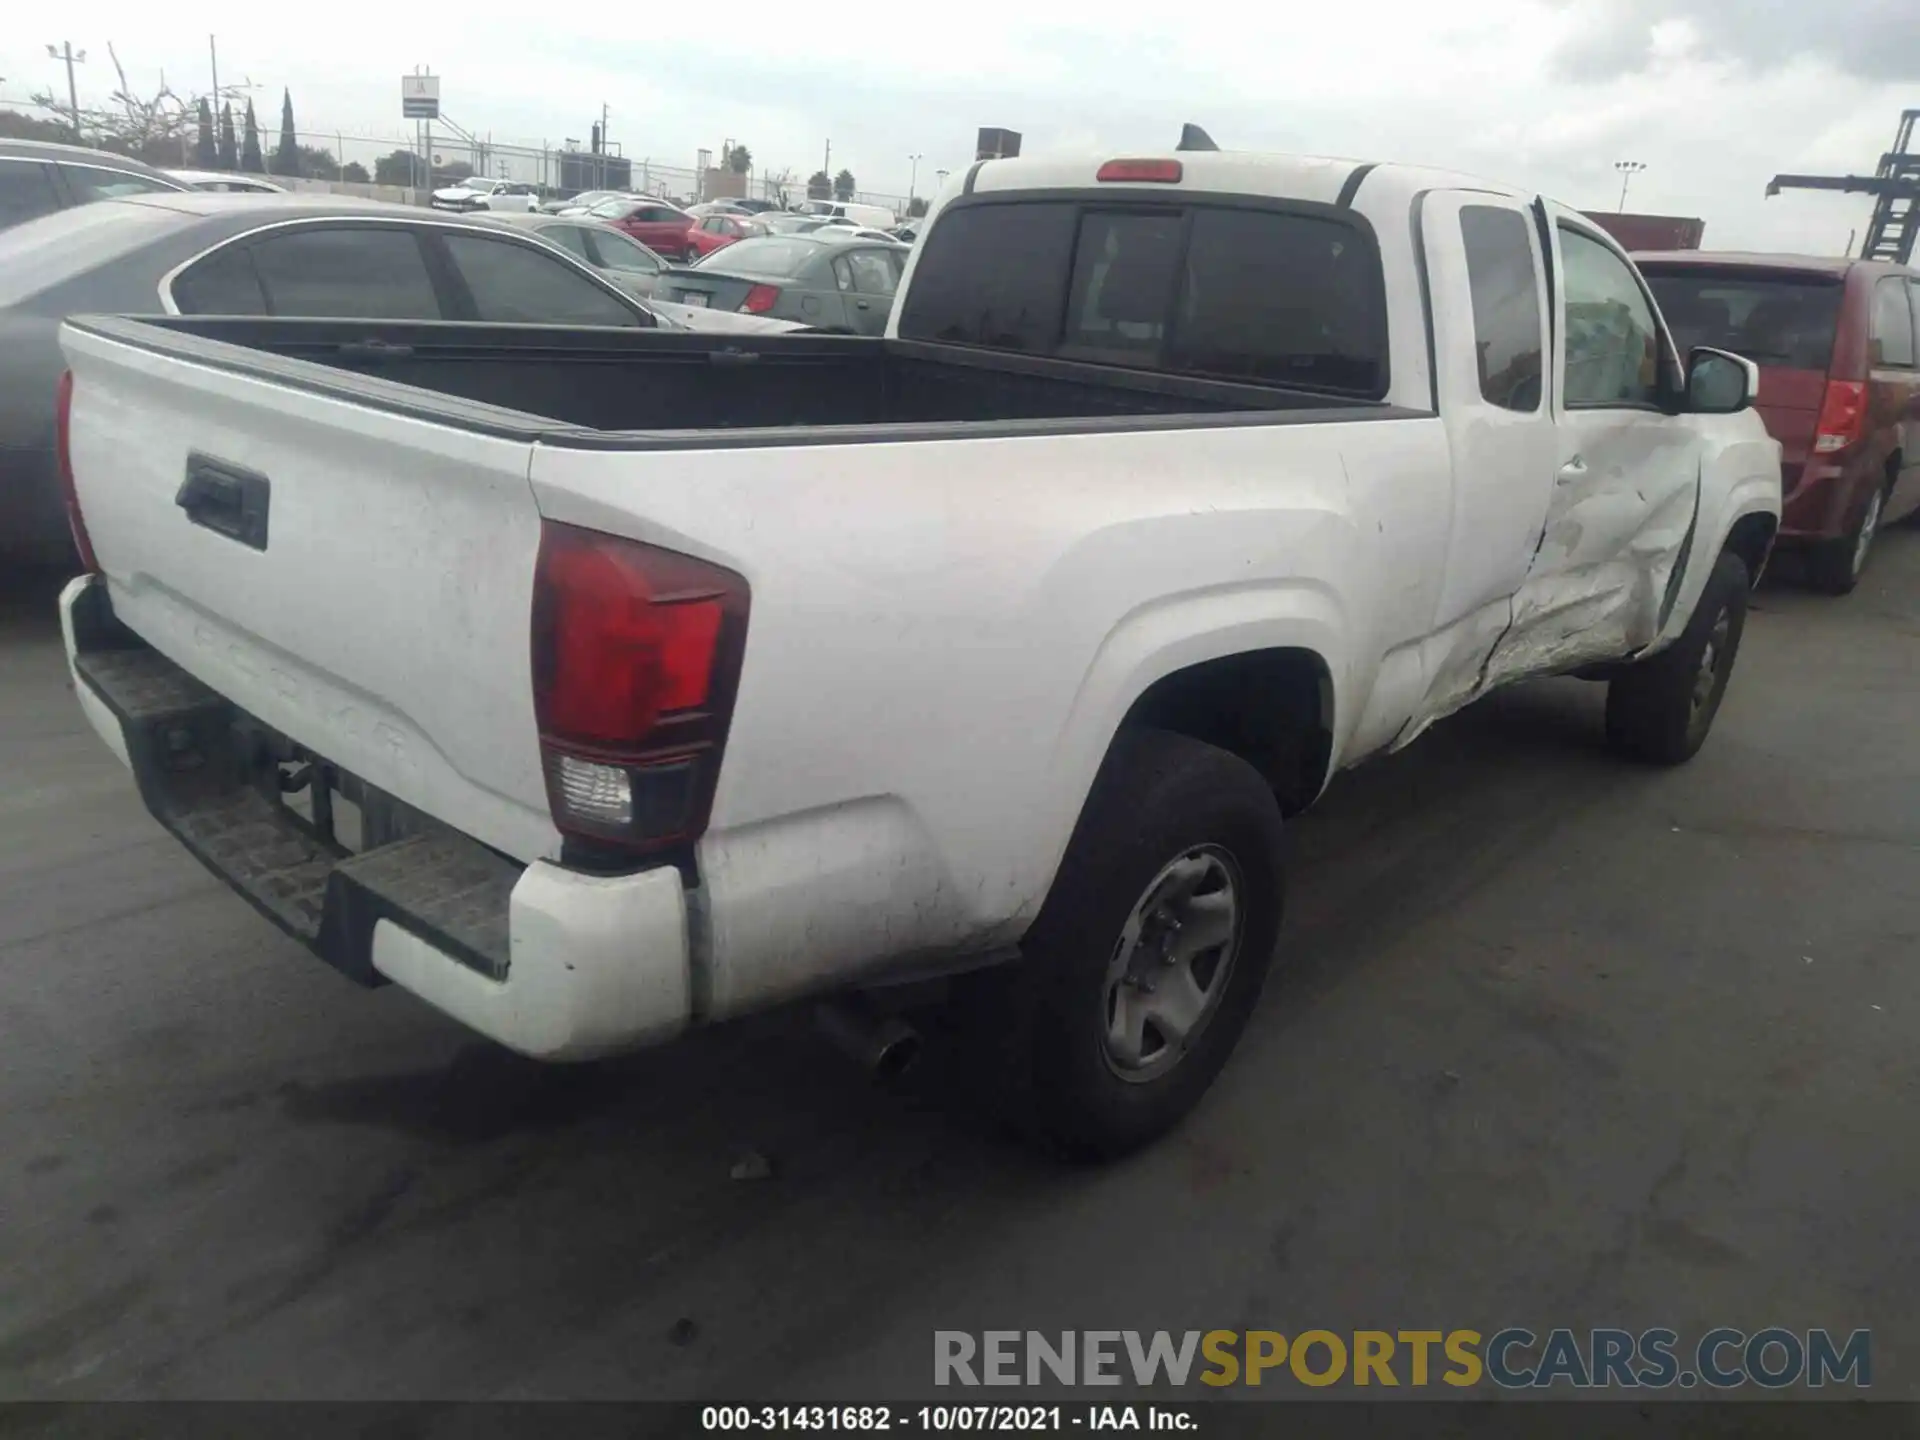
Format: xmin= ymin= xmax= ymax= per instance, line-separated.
xmin=855 ymin=300 xmax=872 ymax=310
xmin=1556 ymin=457 xmax=1588 ymax=487
xmin=177 ymin=453 xmax=271 ymax=551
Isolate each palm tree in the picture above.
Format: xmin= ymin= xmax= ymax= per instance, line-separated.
xmin=833 ymin=168 xmax=855 ymax=201
xmin=727 ymin=143 xmax=752 ymax=175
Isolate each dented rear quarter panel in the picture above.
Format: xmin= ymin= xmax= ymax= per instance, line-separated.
xmin=528 ymin=415 xmax=1452 ymax=1014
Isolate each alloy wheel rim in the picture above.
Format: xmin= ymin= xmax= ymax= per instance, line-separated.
xmin=1099 ymin=846 xmax=1244 ymax=1084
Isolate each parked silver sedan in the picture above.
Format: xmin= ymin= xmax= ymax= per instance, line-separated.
xmin=661 ymin=233 xmax=909 ymax=335
xmin=484 ymin=212 xmax=669 ymax=298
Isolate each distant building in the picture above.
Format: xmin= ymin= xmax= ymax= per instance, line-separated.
xmin=1584 ymin=211 xmax=1705 ymax=251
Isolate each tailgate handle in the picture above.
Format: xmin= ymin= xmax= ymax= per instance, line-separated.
xmin=177 ymin=453 xmax=271 ymax=551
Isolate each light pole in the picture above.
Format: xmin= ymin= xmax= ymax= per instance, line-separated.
xmin=45 ymin=42 xmax=86 ymax=143
xmin=935 ymin=167 xmax=949 ymax=194
xmin=907 ymin=152 xmax=922 ymax=208
xmin=1614 ymin=159 xmax=1646 ymax=212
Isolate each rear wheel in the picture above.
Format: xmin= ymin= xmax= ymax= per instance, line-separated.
xmin=1805 ymin=484 xmax=1884 ymax=595
xmin=1605 ymin=549 xmax=1749 ymax=766
xmin=963 ymin=728 xmax=1284 ymax=1159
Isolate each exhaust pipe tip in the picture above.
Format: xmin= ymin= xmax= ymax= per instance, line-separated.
xmin=816 ymin=999 xmax=923 ymax=1080
xmin=870 ymin=1019 xmax=923 ymax=1081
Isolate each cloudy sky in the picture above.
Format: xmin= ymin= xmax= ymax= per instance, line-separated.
xmin=3 ymin=0 xmax=1913 ymax=249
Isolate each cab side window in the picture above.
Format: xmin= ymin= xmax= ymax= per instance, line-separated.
xmin=1558 ymin=226 xmax=1662 ymax=408
xmin=1459 ymin=205 xmax=1544 ymax=412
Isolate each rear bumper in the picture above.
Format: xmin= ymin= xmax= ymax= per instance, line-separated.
xmin=61 ymin=575 xmax=691 ymax=1060
xmin=1778 ymin=457 xmax=1870 ymax=544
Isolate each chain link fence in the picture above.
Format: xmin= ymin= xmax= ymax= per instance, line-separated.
xmin=2 ymin=91 xmax=920 ymax=213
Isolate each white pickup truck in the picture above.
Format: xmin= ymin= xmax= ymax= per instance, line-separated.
xmin=58 ymin=145 xmax=1781 ymax=1156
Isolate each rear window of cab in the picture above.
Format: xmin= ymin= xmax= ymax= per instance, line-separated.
xmin=896 ymin=198 xmax=1388 ymax=399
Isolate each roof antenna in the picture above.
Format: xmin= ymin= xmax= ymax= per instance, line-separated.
xmin=1177 ymin=123 xmax=1219 ymax=152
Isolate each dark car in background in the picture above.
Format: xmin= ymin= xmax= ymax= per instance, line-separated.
xmin=0 ymin=139 xmax=189 ymax=231
xmin=1641 ymin=252 xmax=1920 ymax=592
xmin=0 ymin=193 xmax=680 ymax=566
xmin=659 ymin=233 xmax=907 ymax=334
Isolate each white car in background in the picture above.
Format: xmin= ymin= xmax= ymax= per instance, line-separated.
xmin=815 ymin=222 xmax=906 ymax=244
xmin=166 ymin=170 xmax=287 ymax=194
xmin=792 ymin=198 xmax=897 ymax=229
xmin=431 ymin=177 xmax=539 ymax=213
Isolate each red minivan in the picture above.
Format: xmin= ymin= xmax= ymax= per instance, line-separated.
xmin=1639 ymin=252 xmax=1920 ymax=592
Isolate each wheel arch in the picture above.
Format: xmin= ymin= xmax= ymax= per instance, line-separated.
xmin=1723 ymin=509 xmax=1779 ymax=589
xmin=1119 ymin=647 xmax=1337 ymax=817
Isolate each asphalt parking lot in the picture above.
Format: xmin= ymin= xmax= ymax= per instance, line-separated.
xmin=3 ymin=534 xmax=1919 ymax=1404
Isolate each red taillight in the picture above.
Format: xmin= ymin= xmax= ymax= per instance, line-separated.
xmin=531 ymin=522 xmax=749 ymax=853
xmin=55 ymin=370 xmax=99 ymax=574
xmin=742 ymin=284 xmax=781 ymax=314
xmin=1813 ymin=380 xmax=1866 ymax=454
xmin=1097 ymin=159 xmax=1183 ymax=183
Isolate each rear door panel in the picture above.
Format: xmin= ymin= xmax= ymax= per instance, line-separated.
xmin=1398 ymin=190 xmax=1556 ymax=735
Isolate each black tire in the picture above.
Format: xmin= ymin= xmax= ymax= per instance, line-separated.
xmin=961 ymin=728 xmax=1284 ymax=1159
xmin=1804 ymin=483 xmax=1885 ymax=595
xmin=1605 ymin=549 xmax=1749 ymax=766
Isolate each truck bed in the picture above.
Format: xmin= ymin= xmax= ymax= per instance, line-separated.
xmin=68 ymin=316 xmax=1406 ymax=443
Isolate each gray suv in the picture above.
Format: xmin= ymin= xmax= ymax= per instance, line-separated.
xmin=0 ymin=139 xmax=188 ymax=232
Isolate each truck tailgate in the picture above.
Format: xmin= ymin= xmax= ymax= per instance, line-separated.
xmin=60 ymin=323 xmax=558 ymax=864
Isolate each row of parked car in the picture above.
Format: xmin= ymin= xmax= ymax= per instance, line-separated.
xmin=0 ymin=138 xmax=925 ymax=563
xmin=423 ymin=180 xmax=921 ymax=334
xmin=434 ymin=180 xmax=911 ymax=251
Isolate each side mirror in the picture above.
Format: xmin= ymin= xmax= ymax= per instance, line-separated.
xmin=1686 ymin=346 xmax=1758 ymax=414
